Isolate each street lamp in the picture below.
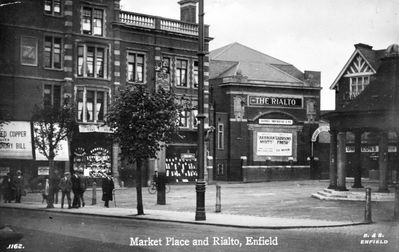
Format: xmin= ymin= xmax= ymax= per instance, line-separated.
xmin=195 ymin=0 xmax=206 ymax=221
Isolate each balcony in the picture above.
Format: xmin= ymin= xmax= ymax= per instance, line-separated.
xmin=119 ymin=10 xmax=208 ymax=37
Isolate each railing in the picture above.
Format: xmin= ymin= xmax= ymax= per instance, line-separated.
xmin=119 ymin=10 xmax=199 ymax=36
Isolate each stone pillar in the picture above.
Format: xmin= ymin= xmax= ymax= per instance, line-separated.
xmin=353 ymin=130 xmax=363 ymax=188
xmin=337 ymin=131 xmax=347 ymax=191
xmin=378 ymin=131 xmax=389 ymax=192
xmin=328 ymin=130 xmax=338 ymax=189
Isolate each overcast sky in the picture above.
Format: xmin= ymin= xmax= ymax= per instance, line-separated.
xmin=120 ymin=0 xmax=399 ymax=110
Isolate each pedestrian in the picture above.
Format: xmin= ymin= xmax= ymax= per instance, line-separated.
xmin=52 ymin=169 xmax=61 ymax=204
xmin=58 ymin=172 xmax=72 ymax=209
xmin=101 ymin=171 xmax=114 ymax=208
xmin=71 ymin=170 xmax=81 ymax=208
xmin=2 ymin=172 xmax=14 ymax=203
xmin=42 ymin=178 xmax=49 ymax=204
xmin=78 ymin=168 xmax=87 ymax=207
xmin=13 ymin=170 xmax=24 ymax=203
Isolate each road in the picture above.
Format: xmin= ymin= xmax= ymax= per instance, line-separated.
xmin=0 ymin=208 xmax=398 ymax=252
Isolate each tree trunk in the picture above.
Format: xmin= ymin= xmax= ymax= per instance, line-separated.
xmin=136 ymin=158 xmax=144 ymax=215
xmin=47 ymin=158 xmax=55 ymax=208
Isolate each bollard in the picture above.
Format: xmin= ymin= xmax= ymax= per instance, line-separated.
xmin=215 ymin=184 xmax=221 ymax=212
xmin=364 ymin=187 xmax=372 ymax=223
xmin=92 ymin=182 xmax=97 ymax=205
xmin=394 ymin=185 xmax=399 ymax=220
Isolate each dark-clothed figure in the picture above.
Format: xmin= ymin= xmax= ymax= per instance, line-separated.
xmin=78 ymin=168 xmax=87 ymax=207
xmin=59 ymin=172 xmax=72 ymax=209
xmin=101 ymin=172 xmax=114 ymax=208
xmin=71 ymin=171 xmax=81 ymax=208
xmin=13 ymin=170 xmax=24 ymax=203
xmin=2 ymin=173 xmax=14 ymax=203
xmin=52 ymin=170 xmax=61 ymax=204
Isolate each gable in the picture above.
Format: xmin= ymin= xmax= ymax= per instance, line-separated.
xmin=344 ymin=54 xmax=374 ymax=77
xmin=330 ymin=50 xmax=377 ymax=89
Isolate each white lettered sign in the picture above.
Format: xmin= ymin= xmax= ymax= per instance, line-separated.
xmin=0 ymin=121 xmax=33 ymax=159
xmin=257 ymin=132 xmax=292 ymax=156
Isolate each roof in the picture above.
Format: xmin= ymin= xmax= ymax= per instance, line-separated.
xmin=330 ymin=43 xmax=386 ymax=89
xmin=210 ymin=42 xmax=305 ymax=84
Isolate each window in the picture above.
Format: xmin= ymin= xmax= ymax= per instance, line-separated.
xmin=21 ymin=37 xmax=38 ymax=66
xmin=44 ymin=36 xmax=62 ymax=69
xmin=193 ymin=61 xmax=198 ymax=88
xmin=82 ymin=7 xmax=104 ymax=36
xmin=191 ymin=100 xmax=198 ymax=128
xmin=127 ymin=52 xmax=145 ymax=83
xmin=77 ymin=45 xmax=108 ymax=78
xmin=175 ymin=59 xmax=188 ymax=87
xmin=77 ymin=87 xmax=109 ymax=123
xmin=350 ymin=76 xmax=369 ymax=99
xmin=178 ymin=98 xmax=189 ymax=128
xmin=44 ymin=84 xmax=61 ymax=108
xmin=217 ymin=163 xmax=224 ymax=175
xmin=44 ymin=0 xmax=61 ymax=15
xmin=217 ymin=123 xmax=224 ymax=150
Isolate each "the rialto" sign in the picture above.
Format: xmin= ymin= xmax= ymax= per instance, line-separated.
xmin=249 ymin=96 xmax=302 ymax=108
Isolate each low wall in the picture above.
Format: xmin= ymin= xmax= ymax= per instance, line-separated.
xmin=242 ymin=165 xmax=310 ymax=182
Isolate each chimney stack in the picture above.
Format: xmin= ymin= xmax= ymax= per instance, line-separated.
xmin=178 ymin=0 xmax=197 ymax=23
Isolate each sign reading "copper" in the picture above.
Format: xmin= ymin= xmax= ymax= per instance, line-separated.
xmin=249 ymin=96 xmax=302 ymax=108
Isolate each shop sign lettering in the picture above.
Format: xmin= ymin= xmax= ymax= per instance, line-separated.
xmin=249 ymin=96 xmax=302 ymax=108
xmin=0 ymin=121 xmax=33 ymax=159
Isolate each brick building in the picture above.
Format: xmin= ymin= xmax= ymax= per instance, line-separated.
xmin=324 ymin=43 xmax=399 ymax=191
xmin=209 ymin=43 xmax=321 ymax=181
xmin=0 ymin=0 xmax=210 ymax=189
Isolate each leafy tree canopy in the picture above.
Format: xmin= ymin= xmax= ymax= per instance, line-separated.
xmin=106 ymin=85 xmax=182 ymax=164
xmin=31 ymin=104 xmax=76 ymax=160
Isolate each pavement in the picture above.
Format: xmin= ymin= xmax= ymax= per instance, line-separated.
xmin=1 ymin=179 xmax=398 ymax=229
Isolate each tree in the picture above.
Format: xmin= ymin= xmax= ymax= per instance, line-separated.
xmin=31 ymin=103 xmax=76 ymax=208
xmin=106 ymin=85 xmax=182 ymax=215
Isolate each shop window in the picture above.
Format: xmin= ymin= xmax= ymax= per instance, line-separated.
xmin=21 ymin=36 xmax=38 ymax=66
xmin=77 ymin=45 xmax=108 ymax=78
xmin=44 ymin=36 xmax=62 ymax=69
xmin=44 ymin=0 xmax=61 ymax=16
xmin=77 ymin=87 xmax=109 ymax=123
xmin=175 ymin=59 xmax=188 ymax=87
xmin=127 ymin=52 xmax=145 ymax=83
xmin=44 ymin=84 xmax=61 ymax=108
xmin=82 ymin=7 xmax=104 ymax=36
xmin=217 ymin=123 xmax=224 ymax=150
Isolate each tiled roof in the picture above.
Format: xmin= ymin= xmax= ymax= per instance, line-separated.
xmin=210 ymin=42 xmax=304 ymax=84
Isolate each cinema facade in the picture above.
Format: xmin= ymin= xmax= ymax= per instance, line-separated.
xmin=209 ymin=43 xmax=321 ymax=182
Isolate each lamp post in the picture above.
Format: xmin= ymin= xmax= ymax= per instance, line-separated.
xmin=195 ymin=0 xmax=206 ymax=221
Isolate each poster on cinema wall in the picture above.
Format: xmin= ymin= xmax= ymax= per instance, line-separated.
xmin=0 ymin=121 xmax=33 ymax=159
xmin=256 ymin=132 xmax=292 ymax=156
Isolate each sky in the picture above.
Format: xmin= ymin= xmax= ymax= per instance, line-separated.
xmin=120 ymin=0 xmax=399 ymax=110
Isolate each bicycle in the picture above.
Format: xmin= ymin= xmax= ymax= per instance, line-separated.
xmin=148 ymin=180 xmax=171 ymax=194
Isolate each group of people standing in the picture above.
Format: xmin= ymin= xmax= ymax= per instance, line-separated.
xmin=1 ymin=170 xmax=24 ymax=203
xmin=50 ymin=169 xmax=114 ymax=208
xmin=1 ymin=168 xmax=114 ymax=208
xmin=54 ymin=168 xmax=87 ymax=209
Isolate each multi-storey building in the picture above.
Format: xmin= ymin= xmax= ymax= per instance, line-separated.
xmin=209 ymin=43 xmax=321 ymax=182
xmin=0 ymin=0 xmax=210 ymax=189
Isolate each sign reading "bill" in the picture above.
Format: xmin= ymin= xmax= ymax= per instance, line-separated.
xmin=249 ymin=96 xmax=302 ymax=108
